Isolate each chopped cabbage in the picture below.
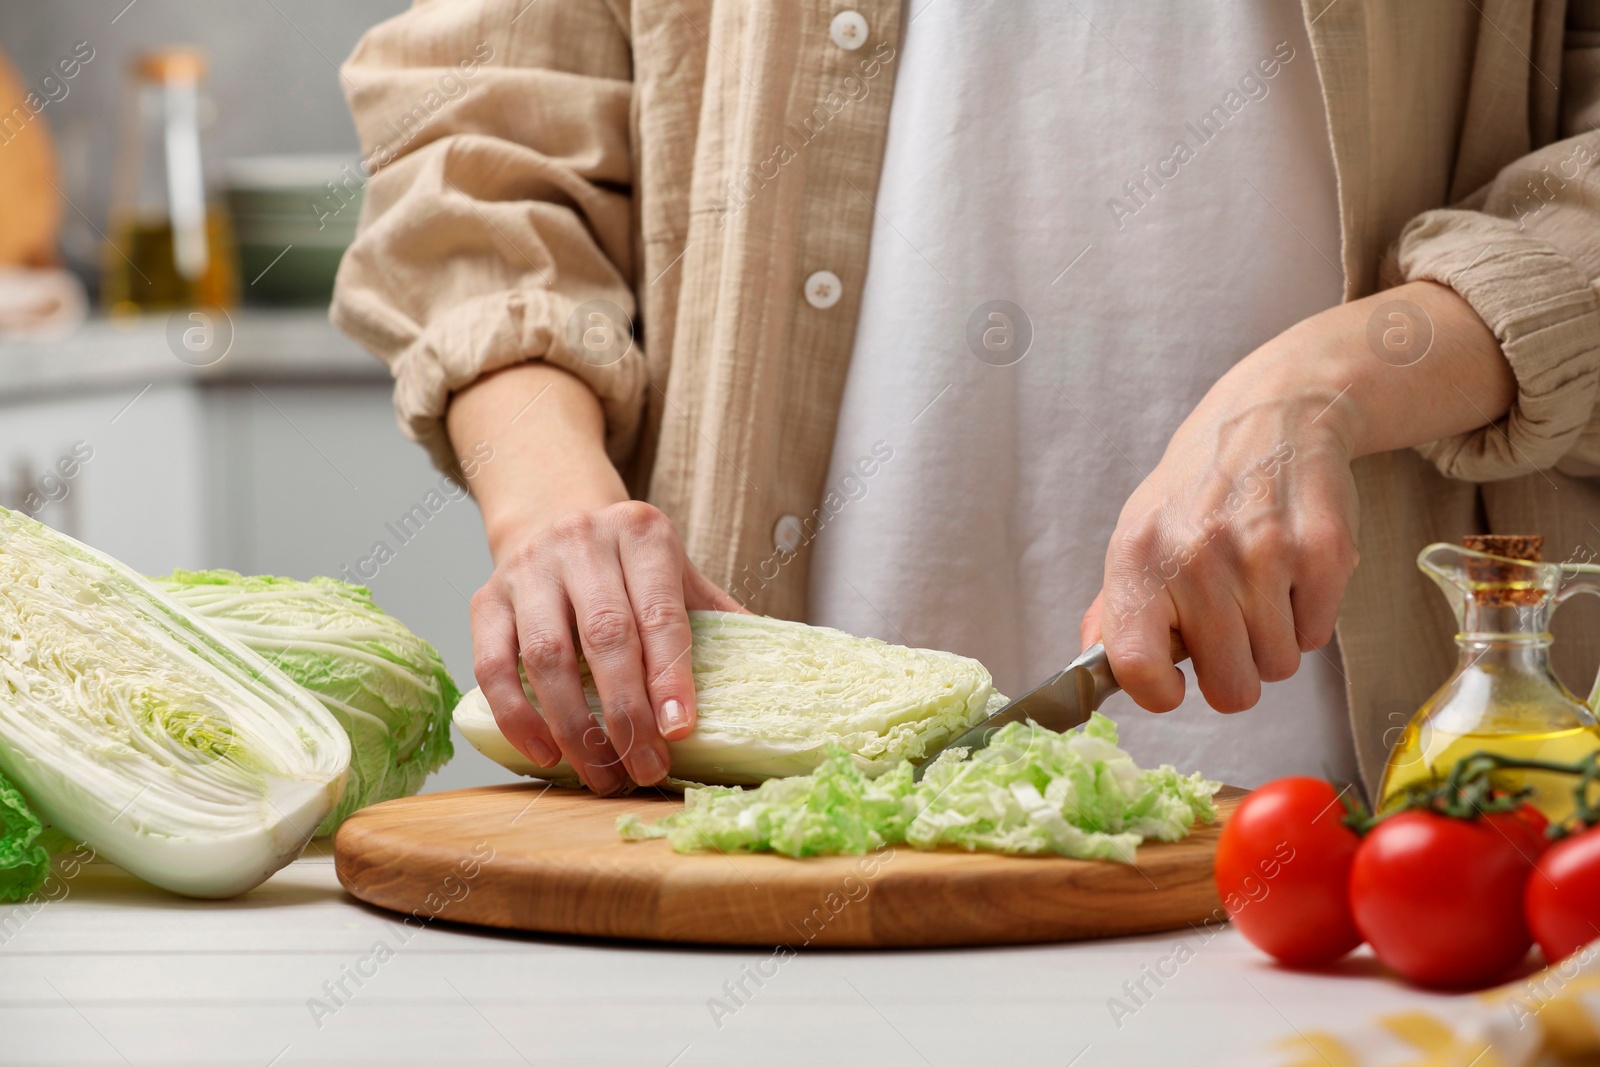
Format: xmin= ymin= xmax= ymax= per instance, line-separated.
xmin=158 ymin=570 xmax=458 ymax=835
xmin=0 ymin=508 xmax=350 ymax=898
xmin=455 ymin=611 xmax=997 ymax=786
xmin=618 ymin=714 xmax=1220 ymax=863
xmin=616 ymin=748 xmax=917 ymax=857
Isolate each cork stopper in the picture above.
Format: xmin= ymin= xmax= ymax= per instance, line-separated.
xmin=1463 ymin=534 xmax=1544 ymax=606
xmin=135 ymin=49 xmax=206 ymax=85
xmin=1463 ymin=534 xmax=1543 ymax=563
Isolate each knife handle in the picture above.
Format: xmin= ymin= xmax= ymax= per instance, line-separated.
xmin=1084 ymin=631 xmax=1189 ymax=706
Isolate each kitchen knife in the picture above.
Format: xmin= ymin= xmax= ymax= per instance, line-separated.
xmin=911 ymin=631 xmax=1189 ymax=781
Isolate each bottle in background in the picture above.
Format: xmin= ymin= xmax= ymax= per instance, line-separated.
xmin=103 ymin=48 xmax=236 ymax=313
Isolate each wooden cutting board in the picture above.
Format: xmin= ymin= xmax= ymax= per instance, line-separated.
xmin=334 ymin=784 xmax=1242 ymax=948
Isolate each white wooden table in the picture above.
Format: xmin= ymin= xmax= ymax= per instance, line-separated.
xmin=0 ymin=846 xmax=1483 ymax=1066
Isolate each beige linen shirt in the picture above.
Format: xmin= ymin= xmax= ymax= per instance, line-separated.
xmin=333 ymin=0 xmax=1600 ymax=792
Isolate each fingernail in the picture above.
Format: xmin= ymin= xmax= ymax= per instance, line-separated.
xmin=633 ymin=746 xmax=668 ymax=785
xmin=587 ymin=763 xmax=625 ymax=795
xmin=527 ymin=738 xmax=559 ymax=767
xmin=661 ymin=699 xmax=689 ymax=734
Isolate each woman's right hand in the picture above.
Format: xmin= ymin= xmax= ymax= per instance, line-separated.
xmin=447 ymin=361 xmax=747 ymax=795
xmin=470 ymin=501 xmax=744 ymax=794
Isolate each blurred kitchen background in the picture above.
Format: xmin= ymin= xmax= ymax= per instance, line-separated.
xmin=0 ymin=1 xmax=520 ymax=791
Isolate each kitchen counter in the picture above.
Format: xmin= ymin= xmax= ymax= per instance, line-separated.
xmin=0 ymin=848 xmax=1488 ymax=1067
xmin=0 ymin=311 xmax=386 ymax=403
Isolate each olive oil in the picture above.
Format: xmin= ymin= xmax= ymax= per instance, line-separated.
xmin=1378 ymin=536 xmax=1600 ymax=824
xmin=104 ymin=49 xmax=236 ymax=314
xmin=1381 ymin=723 xmax=1600 ymax=823
xmin=102 ymin=212 xmax=236 ymax=313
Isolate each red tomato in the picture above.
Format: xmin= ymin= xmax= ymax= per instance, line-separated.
xmin=1503 ymin=806 xmax=1551 ymax=859
xmin=1350 ymin=809 xmax=1538 ymax=989
xmin=1215 ymin=777 xmax=1363 ymax=966
xmin=1526 ymin=826 xmax=1600 ymax=965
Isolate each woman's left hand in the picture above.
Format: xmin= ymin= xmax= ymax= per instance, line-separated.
xmin=1083 ymin=280 xmax=1514 ymax=713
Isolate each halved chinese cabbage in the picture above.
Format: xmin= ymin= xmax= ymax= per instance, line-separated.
xmin=157 ymin=570 xmax=458 ymax=836
xmin=453 ymin=611 xmax=997 ymax=787
xmin=0 ymin=509 xmax=350 ymax=898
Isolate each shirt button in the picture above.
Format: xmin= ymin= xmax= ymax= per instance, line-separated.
xmin=773 ymin=514 xmax=804 ymax=554
xmin=829 ymin=11 xmax=868 ymax=51
xmin=803 ymin=269 xmax=843 ymax=309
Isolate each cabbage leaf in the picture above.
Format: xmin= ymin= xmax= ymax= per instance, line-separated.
xmin=618 ymin=714 xmax=1220 ymax=863
xmin=454 ymin=611 xmax=997 ymax=787
xmin=158 ymin=570 xmax=457 ymax=835
xmin=0 ymin=765 xmax=46 ymax=902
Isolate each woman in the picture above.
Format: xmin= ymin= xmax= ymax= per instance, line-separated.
xmin=333 ymin=0 xmax=1600 ymax=795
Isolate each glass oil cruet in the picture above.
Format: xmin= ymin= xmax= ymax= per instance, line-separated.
xmin=1378 ymin=535 xmax=1600 ymax=822
xmin=102 ymin=48 xmax=236 ymax=313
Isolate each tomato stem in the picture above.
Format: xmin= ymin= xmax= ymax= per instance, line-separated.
xmin=1357 ymin=751 xmax=1600 ymax=837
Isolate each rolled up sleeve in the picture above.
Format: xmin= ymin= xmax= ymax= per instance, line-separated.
xmin=1397 ymin=202 xmax=1600 ymax=481
xmin=330 ymin=0 xmax=648 ymax=476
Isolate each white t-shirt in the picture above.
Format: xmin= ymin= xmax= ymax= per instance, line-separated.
xmin=808 ymin=1 xmax=1359 ymax=788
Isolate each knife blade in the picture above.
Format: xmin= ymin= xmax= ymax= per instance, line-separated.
xmin=911 ymin=632 xmax=1188 ymax=781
